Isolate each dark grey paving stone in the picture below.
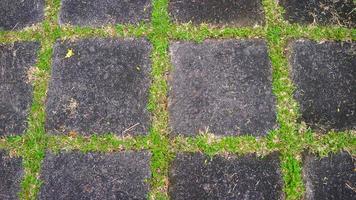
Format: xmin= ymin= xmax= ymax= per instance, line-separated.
xmin=169 ymin=153 xmax=284 ymax=200
xmin=290 ymin=40 xmax=355 ymax=132
xmin=0 ymin=42 xmax=40 ymax=136
xmin=45 ymin=38 xmax=151 ymax=136
xmin=279 ymin=0 xmax=356 ymax=27
xmin=59 ymin=0 xmax=151 ymax=27
xmin=169 ymin=0 xmax=265 ymax=27
xmin=39 ymin=151 xmax=151 ymax=200
xmin=303 ymin=151 xmax=356 ymax=200
xmin=0 ymin=0 xmax=44 ymax=30
xmin=0 ymin=150 xmax=23 ymax=200
xmin=169 ymin=40 xmax=277 ymax=136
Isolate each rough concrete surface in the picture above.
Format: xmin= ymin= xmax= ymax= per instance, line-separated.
xmin=0 ymin=0 xmax=44 ymax=30
xmin=279 ymin=0 xmax=356 ymax=27
xmin=169 ymin=153 xmax=284 ymax=200
xmin=290 ymin=40 xmax=355 ymax=132
xmin=39 ymin=151 xmax=151 ymax=200
xmin=60 ymin=0 xmax=152 ymax=27
xmin=303 ymin=151 xmax=356 ymax=200
xmin=169 ymin=0 xmax=265 ymax=26
xmin=0 ymin=42 xmax=40 ymax=136
xmin=169 ymin=40 xmax=277 ymax=136
xmin=46 ymin=38 xmax=152 ymax=136
xmin=0 ymin=150 xmax=23 ymax=200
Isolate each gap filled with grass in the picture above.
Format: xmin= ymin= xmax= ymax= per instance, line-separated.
xmin=0 ymin=0 xmax=354 ymax=199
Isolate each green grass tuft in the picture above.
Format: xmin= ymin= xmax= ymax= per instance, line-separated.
xmin=0 ymin=0 xmax=354 ymax=199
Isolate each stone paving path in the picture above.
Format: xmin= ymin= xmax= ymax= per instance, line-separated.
xmin=59 ymin=0 xmax=152 ymax=27
xmin=279 ymin=0 xmax=356 ymax=27
xmin=0 ymin=0 xmax=44 ymax=30
xmin=291 ymin=40 xmax=355 ymax=132
xmin=169 ymin=40 xmax=276 ymax=136
xmin=39 ymin=151 xmax=151 ymax=199
xmin=302 ymin=151 xmax=356 ymax=200
xmin=46 ymin=38 xmax=151 ymax=136
xmin=0 ymin=150 xmax=23 ymax=199
xmin=0 ymin=42 xmax=40 ymax=135
xmin=169 ymin=153 xmax=283 ymax=199
xmin=169 ymin=0 xmax=265 ymax=26
xmin=0 ymin=0 xmax=355 ymax=200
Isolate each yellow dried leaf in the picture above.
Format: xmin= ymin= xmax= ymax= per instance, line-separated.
xmin=65 ymin=49 xmax=74 ymax=58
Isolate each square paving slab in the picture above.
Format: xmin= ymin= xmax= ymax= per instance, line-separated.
xmin=169 ymin=153 xmax=283 ymax=200
xmin=303 ymin=151 xmax=356 ymax=200
xmin=169 ymin=0 xmax=265 ymax=27
xmin=290 ymin=40 xmax=355 ymax=132
xmin=45 ymin=38 xmax=151 ymax=136
xmin=0 ymin=150 xmax=23 ymax=200
xmin=0 ymin=0 xmax=44 ymax=30
xmin=39 ymin=151 xmax=151 ymax=200
xmin=0 ymin=42 xmax=40 ymax=136
xmin=279 ymin=0 xmax=356 ymax=27
xmin=60 ymin=0 xmax=151 ymax=27
xmin=169 ymin=40 xmax=277 ymax=136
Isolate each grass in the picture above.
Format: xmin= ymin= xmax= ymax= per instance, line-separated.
xmin=146 ymin=0 xmax=171 ymax=199
xmin=0 ymin=0 xmax=355 ymax=199
xmin=170 ymin=24 xmax=265 ymax=42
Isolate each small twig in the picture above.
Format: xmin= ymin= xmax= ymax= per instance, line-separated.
xmin=122 ymin=123 xmax=140 ymax=134
xmin=345 ymin=181 xmax=356 ymax=193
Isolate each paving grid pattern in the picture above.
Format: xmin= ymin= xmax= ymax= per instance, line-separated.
xmin=0 ymin=0 xmax=355 ymax=199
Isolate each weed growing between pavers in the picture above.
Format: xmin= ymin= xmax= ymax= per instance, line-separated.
xmin=0 ymin=0 xmax=355 ymax=199
xmin=305 ymin=131 xmax=356 ymax=156
xmin=147 ymin=0 xmax=172 ymax=199
xmin=171 ymin=133 xmax=273 ymax=156
xmin=14 ymin=0 xmax=61 ymax=199
xmin=262 ymin=1 xmax=304 ymax=198
xmin=170 ymin=24 xmax=265 ymax=42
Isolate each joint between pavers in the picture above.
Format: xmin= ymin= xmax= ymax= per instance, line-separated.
xmin=17 ymin=46 xmax=53 ymax=199
xmin=46 ymin=134 xmax=151 ymax=153
xmin=1 ymin=0 xmax=354 ymax=199
xmin=16 ymin=0 xmax=61 ymax=195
